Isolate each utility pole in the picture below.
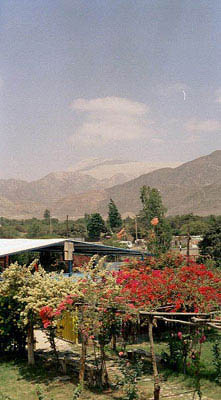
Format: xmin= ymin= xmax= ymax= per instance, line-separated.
xmin=66 ymin=215 xmax=69 ymax=238
xmin=186 ymin=227 xmax=191 ymax=266
xmin=49 ymin=216 xmax=52 ymax=235
xmin=135 ymin=216 xmax=138 ymax=240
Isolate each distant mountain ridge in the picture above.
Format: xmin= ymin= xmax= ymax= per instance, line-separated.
xmin=0 ymin=151 xmax=220 ymax=218
xmin=102 ymin=150 xmax=221 ymax=217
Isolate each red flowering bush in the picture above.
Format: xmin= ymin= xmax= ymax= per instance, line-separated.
xmin=39 ymin=261 xmax=220 ymax=329
xmin=38 ymin=256 xmax=220 ymax=394
xmin=39 ymin=306 xmax=54 ymax=328
xmin=115 ymin=262 xmax=221 ymax=312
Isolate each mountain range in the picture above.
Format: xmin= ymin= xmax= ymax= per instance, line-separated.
xmin=0 ymin=151 xmax=220 ymax=219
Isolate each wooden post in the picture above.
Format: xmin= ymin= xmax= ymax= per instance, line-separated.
xmin=100 ymin=343 xmax=109 ymax=387
xmin=135 ymin=216 xmax=138 ymax=240
xmin=187 ymin=232 xmax=191 ymax=266
xmin=148 ymin=317 xmax=160 ymax=400
xmin=66 ymin=215 xmax=69 ymax=238
xmin=27 ymin=320 xmax=35 ymax=365
xmin=79 ymin=335 xmax=86 ymax=386
xmin=64 ymin=241 xmax=74 ymax=276
xmin=112 ymin=334 xmax=117 ymax=351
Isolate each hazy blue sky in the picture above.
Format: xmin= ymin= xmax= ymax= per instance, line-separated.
xmin=0 ymin=0 xmax=221 ymax=180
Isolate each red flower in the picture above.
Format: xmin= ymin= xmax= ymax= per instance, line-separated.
xmin=199 ymin=335 xmax=206 ymax=344
xmin=177 ymin=332 xmax=183 ymax=340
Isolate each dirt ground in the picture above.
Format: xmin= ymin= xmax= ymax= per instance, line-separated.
xmin=35 ymin=329 xmax=73 ymax=352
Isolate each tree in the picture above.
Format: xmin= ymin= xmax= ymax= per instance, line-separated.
xmin=108 ymin=199 xmax=122 ymax=231
xmin=199 ymin=219 xmax=221 ymax=267
xmin=139 ymin=186 xmax=172 ymax=253
xmin=87 ymin=213 xmax=106 ymax=241
xmin=26 ymin=221 xmax=42 ymax=238
xmin=180 ymin=220 xmax=209 ymax=236
xmin=43 ymin=209 xmax=51 ymax=221
xmin=167 ymin=214 xmax=210 ymax=236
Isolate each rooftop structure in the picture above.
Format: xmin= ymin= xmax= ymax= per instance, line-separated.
xmin=0 ymin=238 xmax=150 ymax=275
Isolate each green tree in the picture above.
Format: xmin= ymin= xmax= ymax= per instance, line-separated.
xmin=139 ymin=186 xmax=172 ymax=254
xmin=198 ymin=219 xmax=221 ymax=267
xmin=180 ymin=220 xmax=209 ymax=236
xmin=108 ymin=198 xmax=122 ymax=231
xmin=26 ymin=222 xmax=42 ymax=238
xmin=0 ymin=225 xmax=19 ymax=238
xmin=43 ymin=209 xmax=50 ymax=221
xmin=87 ymin=213 xmax=106 ymax=241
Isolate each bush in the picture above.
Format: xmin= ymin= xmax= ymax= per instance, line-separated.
xmin=0 ymin=295 xmax=26 ymax=353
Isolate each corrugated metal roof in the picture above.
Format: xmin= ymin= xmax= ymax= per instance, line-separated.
xmin=0 ymin=238 xmax=149 ymax=257
xmin=0 ymin=239 xmax=66 ymax=257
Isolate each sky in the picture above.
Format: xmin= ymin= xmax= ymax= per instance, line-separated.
xmin=0 ymin=0 xmax=221 ymax=180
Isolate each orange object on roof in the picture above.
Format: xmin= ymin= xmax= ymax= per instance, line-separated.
xmin=117 ymin=228 xmax=126 ymax=239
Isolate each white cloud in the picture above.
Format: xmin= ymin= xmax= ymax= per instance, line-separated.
xmin=184 ymin=119 xmax=221 ymax=133
xmin=72 ymin=96 xmax=148 ymax=115
xmin=70 ymin=96 xmax=155 ymax=145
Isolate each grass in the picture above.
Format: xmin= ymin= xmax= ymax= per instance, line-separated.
xmin=0 ymin=356 xmax=75 ymax=400
xmin=125 ymin=333 xmax=221 ymax=400
xmin=0 ymin=336 xmax=220 ymax=400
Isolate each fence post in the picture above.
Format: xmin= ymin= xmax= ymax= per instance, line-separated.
xmin=27 ymin=320 xmax=35 ymax=365
xmin=148 ymin=317 xmax=160 ymax=400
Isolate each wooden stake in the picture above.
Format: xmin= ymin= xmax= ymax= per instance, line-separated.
xmin=79 ymin=335 xmax=86 ymax=386
xmin=27 ymin=320 xmax=35 ymax=365
xmin=149 ymin=317 xmax=161 ymax=400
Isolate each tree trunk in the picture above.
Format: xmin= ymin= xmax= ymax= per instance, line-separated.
xmin=100 ymin=344 xmax=109 ymax=387
xmin=27 ymin=321 xmax=35 ymax=365
xmin=112 ymin=334 xmax=117 ymax=351
xmin=79 ymin=336 xmax=87 ymax=385
xmin=149 ymin=318 xmax=160 ymax=400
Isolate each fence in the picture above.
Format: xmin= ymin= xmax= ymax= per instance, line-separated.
xmin=56 ymin=310 xmax=78 ymax=343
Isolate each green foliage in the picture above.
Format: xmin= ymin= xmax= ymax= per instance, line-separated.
xmin=0 ymin=394 xmax=13 ymax=400
xmin=117 ymin=355 xmax=143 ymax=400
xmin=166 ymin=214 xmax=219 ymax=236
xmin=161 ymin=331 xmax=191 ymax=373
xmin=108 ymin=199 xmax=122 ymax=231
xmin=139 ymin=186 xmax=172 ymax=254
xmin=10 ymin=252 xmax=37 ymax=266
xmin=140 ymin=186 xmax=166 ymax=227
xmin=72 ymin=384 xmax=83 ymax=400
xmin=86 ymin=213 xmax=106 ymax=241
xmin=212 ymin=340 xmax=221 ymax=384
xmin=123 ymin=216 xmax=146 ymax=240
xmin=0 ymin=225 xmax=19 ymax=239
xmin=26 ymin=220 xmax=44 ymax=238
xmin=43 ymin=209 xmax=50 ymax=221
xmin=199 ymin=218 xmax=221 ymax=267
xmin=36 ymin=386 xmax=46 ymax=400
xmin=0 ymin=295 xmax=26 ymax=353
xmin=180 ymin=220 xmax=209 ymax=235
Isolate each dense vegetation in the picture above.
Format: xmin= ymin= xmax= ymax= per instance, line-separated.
xmin=0 ymin=186 xmax=220 ymax=267
xmin=0 ymin=256 xmax=220 ymax=400
xmin=1 ymin=199 xmax=220 ymax=242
